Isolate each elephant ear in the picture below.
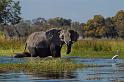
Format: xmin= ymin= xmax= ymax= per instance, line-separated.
xmin=46 ymin=28 xmax=61 ymax=45
xmin=69 ymin=30 xmax=79 ymax=42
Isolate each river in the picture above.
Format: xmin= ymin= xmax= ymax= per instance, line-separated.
xmin=0 ymin=57 xmax=124 ymax=82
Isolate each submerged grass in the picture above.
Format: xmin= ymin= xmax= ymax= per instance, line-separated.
xmin=0 ymin=58 xmax=84 ymax=73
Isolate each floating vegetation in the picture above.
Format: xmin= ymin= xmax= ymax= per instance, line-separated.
xmin=0 ymin=58 xmax=84 ymax=73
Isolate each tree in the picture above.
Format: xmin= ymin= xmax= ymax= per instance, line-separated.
xmin=0 ymin=0 xmax=21 ymax=25
xmin=71 ymin=22 xmax=83 ymax=36
xmin=93 ymin=15 xmax=105 ymax=26
xmin=15 ymin=20 xmax=31 ymax=38
xmin=113 ymin=10 xmax=124 ymax=38
xmin=32 ymin=17 xmax=46 ymax=26
xmin=47 ymin=17 xmax=71 ymax=27
xmin=83 ymin=15 xmax=107 ymax=38
xmin=105 ymin=17 xmax=118 ymax=38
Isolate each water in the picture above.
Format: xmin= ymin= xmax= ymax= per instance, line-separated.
xmin=0 ymin=56 xmax=124 ymax=82
xmin=0 ymin=56 xmax=27 ymax=64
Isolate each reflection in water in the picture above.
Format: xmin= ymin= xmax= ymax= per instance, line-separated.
xmin=0 ymin=57 xmax=124 ymax=82
xmin=25 ymin=71 xmax=76 ymax=80
xmin=0 ymin=71 xmax=78 ymax=82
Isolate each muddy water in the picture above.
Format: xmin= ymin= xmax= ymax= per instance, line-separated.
xmin=0 ymin=57 xmax=124 ymax=82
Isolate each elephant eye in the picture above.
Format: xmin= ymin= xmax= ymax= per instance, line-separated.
xmin=61 ymin=35 xmax=64 ymax=39
xmin=60 ymin=35 xmax=64 ymax=40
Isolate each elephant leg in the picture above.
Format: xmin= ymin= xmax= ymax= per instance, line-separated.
xmin=50 ymin=44 xmax=61 ymax=58
xmin=36 ymin=48 xmax=51 ymax=57
xmin=28 ymin=47 xmax=37 ymax=57
xmin=54 ymin=46 xmax=61 ymax=58
xmin=50 ymin=44 xmax=56 ymax=57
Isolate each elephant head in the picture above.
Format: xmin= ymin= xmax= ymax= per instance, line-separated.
xmin=46 ymin=28 xmax=79 ymax=55
xmin=59 ymin=30 xmax=79 ymax=54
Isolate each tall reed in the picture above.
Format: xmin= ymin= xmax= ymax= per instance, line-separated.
xmin=0 ymin=37 xmax=25 ymax=55
xmin=62 ymin=39 xmax=124 ymax=58
xmin=1 ymin=36 xmax=124 ymax=58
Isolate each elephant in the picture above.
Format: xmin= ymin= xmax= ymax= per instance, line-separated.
xmin=24 ymin=28 xmax=79 ymax=58
xmin=14 ymin=52 xmax=31 ymax=58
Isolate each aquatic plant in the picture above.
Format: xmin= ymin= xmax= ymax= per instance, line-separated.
xmin=0 ymin=58 xmax=84 ymax=73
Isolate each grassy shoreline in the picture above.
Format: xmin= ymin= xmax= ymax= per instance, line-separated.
xmin=0 ymin=38 xmax=124 ymax=58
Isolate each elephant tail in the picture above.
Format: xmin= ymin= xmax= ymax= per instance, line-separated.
xmin=24 ymin=43 xmax=27 ymax=52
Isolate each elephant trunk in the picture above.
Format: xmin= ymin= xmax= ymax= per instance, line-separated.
xmin=66 ymin=42 xmax=72 ymax=54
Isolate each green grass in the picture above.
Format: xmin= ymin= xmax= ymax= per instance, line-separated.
xmin=0 ymin=37 xmax=124 ymax=58
xmin=0 ymin=58 xmax=84 ymax=73
xmin=62 ymin=39 xmax=124 ymax=58
xmin=0 ymin=37 xmax=25 ymax=56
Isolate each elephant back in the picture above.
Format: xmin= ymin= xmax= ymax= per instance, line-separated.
xmin=26 ymin=31 xmax=49 ymax=48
